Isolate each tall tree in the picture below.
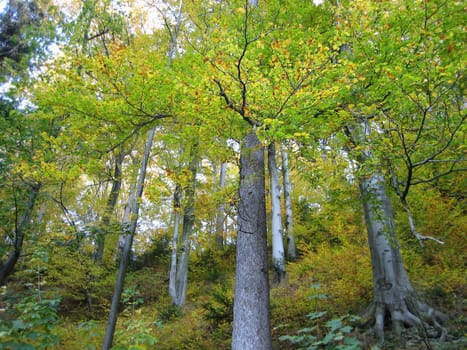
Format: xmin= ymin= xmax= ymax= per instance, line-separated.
xmin=346 ymin=119 xmax=447 ymax=342
xmin=93 ymin=151 xmax=125 ymax=263
xmin=102 ymin=127 xmax=156 ymax=350
xmin=188 ymin=0 xmax=337 ymax=346
xmin=171 ymin=143 xmax=198 ymax=307
xmin=232 ymin=130 xmax=271 ymax=350
xmin=332 ymin=0 xmax=463 ymax=340
xmin=281 ymin=146 xmax=296 ymax=259
xmin=268 ymin=142 xmax=286 ymax=284
xmin=215 ymin=161 xmax=227 ymax=249
xmin=0 ymin=0 xmax=57 ymax=285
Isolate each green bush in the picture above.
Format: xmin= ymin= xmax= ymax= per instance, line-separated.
xmin=0 ymin=292 xmax=61 ymax=349
xmin=280 ymin=312 xmax=361 ymax=350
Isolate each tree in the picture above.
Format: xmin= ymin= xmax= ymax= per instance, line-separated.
xmin=102 ymin=127 xmax=156 ymax=350
xmin=169 ymin=142 xmax=199 ymax=307
xmin=188 ymin=0 xmax=338 ymax=346
xmin=268 ymin=142 xmax=286 ymax=284
xmin=346 ymin=119 xmax=447 ymax=342
xmin=0 ymin=0 xmax=57 ymax=285
xmin=333 ymin=0 xmax=464 ymax=340
xmin=214 ymin=161 xmax=227 ymax=249
xmin=93 ymin=151 xmax=125 ymax=263
xmin=281 ymin=146 xmax=296 ymax=259
xmin=0 ymin=0 xmax=54 ymax=78
xmin=232 ymin=130 xmax=271 ymax=350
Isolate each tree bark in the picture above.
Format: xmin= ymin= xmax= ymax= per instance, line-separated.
xmin=359 ymin=171 xmax=447 ymax=342
xmin=102 ymin=128 xmax=155 ymax=350
xmin=0 ymin=183 xmax=41 ymax=285
xmin=280 ymin=146 xmax=296 ymax=259
xmin=215 ymin=161 xmax=227 ymax=250
xmin=169 ymin=183 xmax=182 ymax=304
xmin=232 ymin=131 xmax=271 ymax=350
xmin=268 ymin=142 xmax=286 ymax=284
xmin=173 ymin=144 xmax=198 ymax=307
xmin=94 ymin=152 xmax=124 ymax=264
xmin=348 ymin=120 xmax=447 ymax=342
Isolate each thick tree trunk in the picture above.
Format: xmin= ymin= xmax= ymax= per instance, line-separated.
xmin=173 ymin=144 xmax=198 ymax=307
xmin=280 ymin=146 xmax=296 ymax=259
xmin=102 ymin=128 xmax=155 ymax=350
xmin=215 ymin=161 xmax=227 ymax=250
xmin=0 ymin=183 xmax=40 ymax=285
xmin=232 ymin=131 xmax=271 ymax=350
xmin=359 ymin=170 xmax=447 ymax=343
xmin=94 ymin=152 xmax=124 ymax=264
xmin=347 ymin=120 xmax=447 ymax=342
xmin=268 ymin=142 xmax=286 ymax=284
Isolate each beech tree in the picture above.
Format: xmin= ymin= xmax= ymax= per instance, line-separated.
xmin=333 ymin=0 xmax=464 ymax=340
xmin=232 ymin=130 xmax=271 ymax=349
xmin=186 ymin=0 xmax=339 ymax=347
xmin=169 ymin=142 xmax=199 ymax=307
xmin=102 ymin=128 xmax=156 ymax=350
xmin=346 ymin=120 xmax=448 ymax=342
xmin=281 ymin=146 xmax=296 ymax=259
xmin=268 ymin=142 xmax=286 ymax=284
xmin=214 ymin=161 xmax=228 ymax=249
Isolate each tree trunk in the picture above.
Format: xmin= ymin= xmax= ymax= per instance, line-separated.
xmin=232 ymin=131 xmax=271 ymax=350
xmin=102 ymin=128 xmax=155 ymax=350
xmin=281 ymin=146 xmax=296 ymax=259
xmin=0 ymin=183 xmax=41 ymax=285
xmin=173 ymin=144 xmax=198 ymax=307
xmin=169 ymin=183 xmax=182 ymax=304
xmin=94 ymin=152 xmax=124 ymax=263
xmin=359 ymin=171 xmax=447 ymax=342
xmin=268 ymin=142 xmax=286 ymax=284
xmin=215 ymin=161 xmax=227 ymax=250
xmin=346 ymin=120 xmax=447 ymax=342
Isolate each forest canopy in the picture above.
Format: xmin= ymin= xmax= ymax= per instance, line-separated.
xmin=0 ymin=0 xmax=465 ymax=349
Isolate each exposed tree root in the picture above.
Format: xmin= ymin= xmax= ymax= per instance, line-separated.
xmin=360 ymin=296 xmax=448 ymax=346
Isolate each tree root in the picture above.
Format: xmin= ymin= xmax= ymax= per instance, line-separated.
xmin=360 ymin=297 xmax=448 ymax=346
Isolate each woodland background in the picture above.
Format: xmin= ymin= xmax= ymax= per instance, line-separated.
xmin=0 ymin=0 xmax=465 ymax=349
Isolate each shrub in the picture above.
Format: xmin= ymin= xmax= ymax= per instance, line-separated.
xmin=0 ymin=291 xmax=61 ymax=349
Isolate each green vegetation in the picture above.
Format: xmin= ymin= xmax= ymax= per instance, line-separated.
xmin=0 ymin=0 xmax=465 ymax=349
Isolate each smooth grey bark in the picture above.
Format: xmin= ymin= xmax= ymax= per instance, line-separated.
xmin=280 ymin=146 xmax=296 ymax=259
xmin=0 ymin=183 xmax=41 ymax=285
xmin=349 ymin=120 xmax=447 ymax=342
xmin=168 ymin=183 xmax=182 ymax=304
xmin=268 ymin=142 xmax=286 ymax=284
xmin=215 ymin=161 xmax=227 ymax=250
xmin=94 ymin=152 xmax=124 ymax=264
xmin=102 ymin=128 xmax=155 ymax=350
xmin=359 ymin=171 xmax=447 ymax=342
xmin=232 ymin=131 xmax=271 ymax=350
xmin=171 ymin=145 xmax=198 ymax=307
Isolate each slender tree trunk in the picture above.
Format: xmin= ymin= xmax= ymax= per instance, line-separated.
xmin=94 ymin=152 xmax=124 ymax=263
xmin=0 ymin=183 xmax=41 ymax=285
xmin=232 ymin=131 xmax=271 ymax=350
xmin=268 ymin=142 xmax=286 ymax=284
xmin=174 ymin=144 xmax=198 ymax=307
xmin=215 ymin=161 xmax=227 ymax=250
xmin=280 ymin=146 xmax=296 ymax=259
xmin=169 ymin=183 xmax=182 ymax=304
xmin=102 ymin=128 xmax=155 ymax=350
